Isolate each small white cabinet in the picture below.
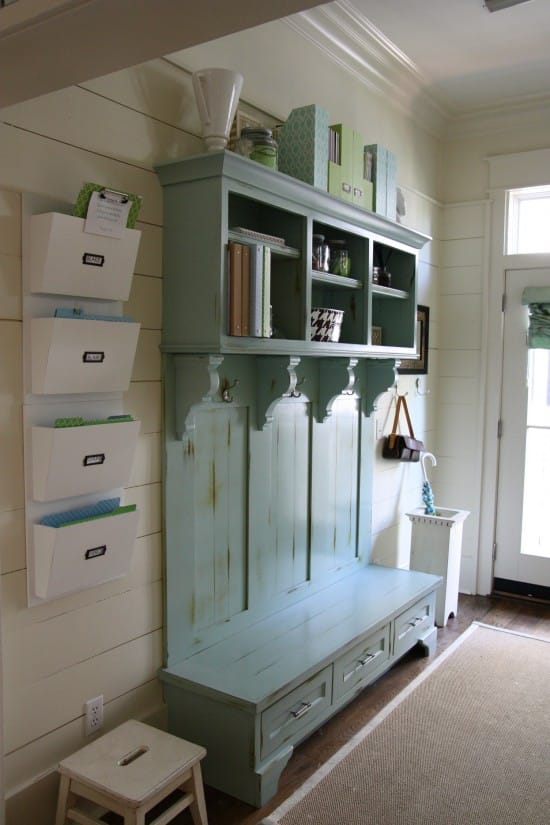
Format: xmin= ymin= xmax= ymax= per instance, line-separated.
xmin=23 ymin=199 xmax=142 ymax=604
xmin=406 ymin=507 xmax=470 ymax=627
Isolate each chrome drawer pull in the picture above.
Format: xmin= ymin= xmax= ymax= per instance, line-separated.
xmin=291 ymin=701 xmax=312 ymax=719
xmin=358 ymin=653 xmax=376 ymax=666
xmin=408 ymin=616 xmax=424 ymax=628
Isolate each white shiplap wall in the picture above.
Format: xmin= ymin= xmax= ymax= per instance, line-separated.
xmin=436 ymin=201 xmax=490 ymax=593
xmin=371 ymin=190 xmax=441 ymax=569
xmin=0 ymin=59 xmax=204 ymax=824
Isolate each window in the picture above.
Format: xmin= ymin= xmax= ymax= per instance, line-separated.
xmin=507 ymin=186 xmax=550 ymax=254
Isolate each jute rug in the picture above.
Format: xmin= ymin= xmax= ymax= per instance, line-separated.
xmin=262 ymin=622 xmax=550 ymax=825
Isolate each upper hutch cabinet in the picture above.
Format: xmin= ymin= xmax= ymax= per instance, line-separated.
xmin=156 ymin=151 xmax=429 ymax=360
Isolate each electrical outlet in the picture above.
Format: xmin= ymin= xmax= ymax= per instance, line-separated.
xmin=84 ymin=695 xmax=104 ymax=736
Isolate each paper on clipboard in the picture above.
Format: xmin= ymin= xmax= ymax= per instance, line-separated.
xmin=84 ymin=189 xmax=132 ymax=238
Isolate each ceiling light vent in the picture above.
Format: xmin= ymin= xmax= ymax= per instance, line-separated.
xmin=484 ymin=0 xmax=533 ymax=11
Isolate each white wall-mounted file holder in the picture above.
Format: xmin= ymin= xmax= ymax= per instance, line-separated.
xmin=32 ymin=506 xmax=139 ymax=601
xmin=31 ymin=419 xmax=140 ymax=501
xmin=31 ymin=317 xmax=140 ymax=394
xmin=29 ymin=212 xmax=141 ymax=301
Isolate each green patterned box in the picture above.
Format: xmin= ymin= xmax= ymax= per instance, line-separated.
xmin=329 ymin=124 xmax=372 ymax=210
xmin=278 ymin=104 xmax=329 ymax=190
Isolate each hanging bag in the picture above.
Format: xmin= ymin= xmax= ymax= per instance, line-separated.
xmin=382 ymin=394 xmax=424 ymax=462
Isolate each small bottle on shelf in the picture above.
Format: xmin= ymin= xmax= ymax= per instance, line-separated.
xmin=328 ymin=239 xmax=351 ymax=277
xmin=236 ymin=127 xmax=278 ymax=169
xmin=312 ymin=234 xmax=330 ymax=272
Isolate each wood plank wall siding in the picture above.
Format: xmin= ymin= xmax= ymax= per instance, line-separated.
xmin=0 ymin=60 xmax=202 ymax=825
xmin=0 ymin=55 xmax=447 ymax=823
xmin=437 ymin=202 xmax=489 ymax=593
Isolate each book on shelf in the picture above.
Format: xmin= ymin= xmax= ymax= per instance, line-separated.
xmin=249 ymin=243 xmax=264 ymax=337
xmin=241 ymin=243 xmax=250 ymax=337
xmin=228 ymin=240 xmax=271 ymax=338
xmin=262 ymin=245 xmax=271 ymax=338
xmin=228 ymin=241 xmax=243 ymax=336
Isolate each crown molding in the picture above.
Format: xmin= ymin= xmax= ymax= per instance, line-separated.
xmin=284 ymin=0 xmax=450 ymax=137
xmin=285 ymin=0 xmax=550 ymax=143
xmin=445 ymin=91 xmax=550 ymax=140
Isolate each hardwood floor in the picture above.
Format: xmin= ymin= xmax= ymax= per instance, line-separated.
xmin=196 ymin=594 xmax=550 ymax=825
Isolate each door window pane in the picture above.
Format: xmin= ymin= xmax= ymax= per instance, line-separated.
xmin=521 ymin=348 xmax=550 ymax=558
xmin=508 ymin=187 xmax=550 ymax=254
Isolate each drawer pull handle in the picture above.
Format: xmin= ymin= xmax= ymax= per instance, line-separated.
xmin=358 ymin=653 xmax=376 ymax=666
xmin=408 ymin=616 xmax=424 ymax=628
xmin=291 ymin=701 xmax=312 ymax=719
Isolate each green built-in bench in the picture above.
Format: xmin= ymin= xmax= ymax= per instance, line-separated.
xmin=160 ymin=564 xmax=440 ymax=807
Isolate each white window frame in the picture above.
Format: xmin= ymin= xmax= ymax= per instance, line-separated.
xmin=478 ymin=149 xmax=550 ymax=594
xmin=506 ymin=185 xmax=550 ymax=255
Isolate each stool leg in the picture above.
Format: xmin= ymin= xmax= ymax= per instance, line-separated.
xmin=54 ymin=775 xmax=71 ymax=825
xmin=188 ymin=762 xmax=208 ymax=825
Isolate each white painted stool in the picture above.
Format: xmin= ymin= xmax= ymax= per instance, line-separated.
xmin=55 ymin=719 xmax=208 ymax=825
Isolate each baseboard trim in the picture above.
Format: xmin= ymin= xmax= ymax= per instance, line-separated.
xmin=493 ymin=577 xmax=550 ymax=604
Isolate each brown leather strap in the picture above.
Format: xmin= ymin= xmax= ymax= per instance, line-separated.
xmin=390 ymin=395 xmax=403 ymax=436
xmin=400 ymin=395 xmax=416 ymax=439
xmin=390 ymin=394 xmax=416 ymax=439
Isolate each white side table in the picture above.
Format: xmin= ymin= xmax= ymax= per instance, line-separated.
xmin=406 ymin=508 xmax=470 ymax=627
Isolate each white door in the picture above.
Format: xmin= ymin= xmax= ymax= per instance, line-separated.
xmin=494 ymin=267 xmax=550 ymax=591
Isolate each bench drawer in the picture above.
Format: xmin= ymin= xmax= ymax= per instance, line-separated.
xmin=333 ymin=624 xmax=390 ymax=702
xmin=261 ymin=666 xmax=332 ymax=759
xmin=393 ymin=590 xmax=436 ymax=659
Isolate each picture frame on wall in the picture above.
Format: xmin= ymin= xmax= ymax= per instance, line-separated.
xmin=398 ymin=304 xmax=430 ymax=375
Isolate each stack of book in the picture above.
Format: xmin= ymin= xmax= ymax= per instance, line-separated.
xmin=228 ymin=240 xmax=271 ymax=337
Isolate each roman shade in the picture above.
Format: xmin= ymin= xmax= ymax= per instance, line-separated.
xmin=522 ymin=286 xmax=550 ymax=348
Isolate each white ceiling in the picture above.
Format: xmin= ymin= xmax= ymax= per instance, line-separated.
xmin=1 ymin=0 xmax=549 ymax=121
xmin=347 ymin=0 xmax=550 ymax=113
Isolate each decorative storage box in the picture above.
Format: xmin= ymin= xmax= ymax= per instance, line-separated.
xmin=30 ymin=316 xmax=140 ymax=394
xmin=364 ymin=144 xmax=397 ymax=219
xmin=372 ymin=326 xmax=382 ymax=345
xmin=29 ymin=212 xmax=141 ymax=301
xmin=329 ymin=124 xmax=373 ymax=210
xmin=277 ymin=104 xmax=329 ymax=190
xmin=31 ymin=419 xmax=140 ymax=501
xmin=32 ymin=506 xmax=139 ymax=600
xmin=310 ymin=307 xmax=344 ymax=342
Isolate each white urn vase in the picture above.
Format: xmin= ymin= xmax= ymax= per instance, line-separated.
xmin=192 ymin=67 xmax=243 ymax=151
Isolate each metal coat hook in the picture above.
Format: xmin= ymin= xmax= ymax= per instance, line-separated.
xmin=415 ymin=377 xmax=430 ymax=396
xmin=221 ymin=378 xmax=239 ymax=403
xmin=288 ymin=377 xmax=306 ymax=399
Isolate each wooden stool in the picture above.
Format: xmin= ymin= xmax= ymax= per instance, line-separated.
xmin=55 ymin=719 xmax=208 ymax=825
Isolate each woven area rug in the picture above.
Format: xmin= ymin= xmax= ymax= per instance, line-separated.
xmin=262 ymin=622 xmax=550 ymax=825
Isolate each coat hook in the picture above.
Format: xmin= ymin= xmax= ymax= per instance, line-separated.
xmin=289 ymin=377 xmax=306 ymax=398
xmin=221 ymin=378 xmax=239 ymax=403
xmin=415 ymin=378 xmax=430 ymax=396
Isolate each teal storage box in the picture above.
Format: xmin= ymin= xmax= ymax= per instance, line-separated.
xmin=386 ymin=149 xmax=397 ymax=220
xmin=365 ymin=144 xmax=397 ymax=219
xmin=278 ymin=104 xmax=329 ymax=190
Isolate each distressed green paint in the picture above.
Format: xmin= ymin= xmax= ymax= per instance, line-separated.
xmin=271 ymin=399 xmax=310 ymax=594
xmin=157 ymin=153 xmax=435 ymax=805
xmin=193 ymin=406 xmax=248 ymax=630
xmin=310 ymin=395 xmax=360 ymax=578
